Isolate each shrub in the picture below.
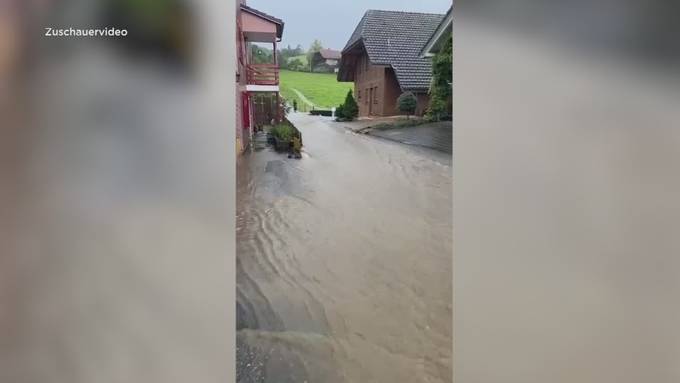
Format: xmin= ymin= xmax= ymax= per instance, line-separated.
xmin=397 ymin=91 xmax=417 ymax=119
xmin=335 ymin=89 xmax=358 ymax=121
xmin=335 ymin=104 xmax=345 ymax=120
xmin=269 ymin=123 xmax=295 ymax=141
xmin=343 ymin=90 xmax=359 ymax=120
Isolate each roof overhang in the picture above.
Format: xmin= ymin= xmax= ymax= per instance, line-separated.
xmin=240 ymin=4 xmax=284 ymax=40
xmin=420 ymin=7 xmax=453 ymax=57
xmin=337 ymin=39 xmax=366 ymax=82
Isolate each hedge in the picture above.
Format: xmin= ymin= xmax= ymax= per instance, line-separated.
xmin=309 ymin=109 xmax=333 ymax=117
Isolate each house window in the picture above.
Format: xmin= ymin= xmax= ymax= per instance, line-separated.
xmin=358 ymin=90 xmax=361 ymax=100
xmin=373 ymin=87 xmax=378 ymax=104
xmin=365 ymin=88 xmax=369 ymax=104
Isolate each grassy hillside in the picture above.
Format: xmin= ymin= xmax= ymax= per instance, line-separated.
xmin=279 ymin=69 xmax=353 ymax=110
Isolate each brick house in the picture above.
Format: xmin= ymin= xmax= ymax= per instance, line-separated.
xmin=236 ymin=1 xmax=284 ymax=155
xmin=337 ymin=10 xmax=445 ymax=117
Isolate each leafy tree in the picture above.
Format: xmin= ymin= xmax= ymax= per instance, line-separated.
xmin=287 ymin=58 xmax=305 ymax=71
xmin=279 ymin=44 xmax=305 ymax=67
xmin=306 ymin=39 xmax=323 ymax=71
xmin=426 ymin=34 xmax=452 ymax=121
xmin=397 ymin=91 xmax=417 ymax=119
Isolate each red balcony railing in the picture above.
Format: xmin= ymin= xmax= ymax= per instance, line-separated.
xmin=246 ymin=64 xmax=279 ymax=86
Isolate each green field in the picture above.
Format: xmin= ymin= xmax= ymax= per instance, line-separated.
xmin=279 ymin=69 xmax=353 ymax=110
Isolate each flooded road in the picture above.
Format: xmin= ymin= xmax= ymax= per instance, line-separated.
xmin=237 ymin=113 xmax=452 ymax=382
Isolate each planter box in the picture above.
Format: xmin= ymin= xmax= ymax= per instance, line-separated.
xmin=269 ymin=120 xmax=302 ymax=153
xmin=273 ymin=137 xmax=290 ymax=152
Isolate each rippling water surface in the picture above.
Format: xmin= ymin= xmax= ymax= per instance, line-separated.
xmin=237 ymin=113 xmax=452 ymax=383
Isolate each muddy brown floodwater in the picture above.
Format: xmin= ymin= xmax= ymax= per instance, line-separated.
xmin=236 ymin=113 xmax=452 ymax=383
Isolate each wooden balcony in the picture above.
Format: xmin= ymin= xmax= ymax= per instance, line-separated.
xmin=246 ymin=64 xmax=279 ymax=86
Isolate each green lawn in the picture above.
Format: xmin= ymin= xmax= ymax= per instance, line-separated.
xmin=279 ymin=69 xmax=353 ymax=110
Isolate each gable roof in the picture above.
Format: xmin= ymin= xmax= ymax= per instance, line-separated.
xmin=340 ymin=10 xmax=444 ymax=91
xmin=319 ymin=48 xmax=341 ymax=60
xmin=240 ymin=4 xmax=284 ymax=38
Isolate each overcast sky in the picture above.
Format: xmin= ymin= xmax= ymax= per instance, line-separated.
xmin=246 ymin=0 xmax=451 ymax=50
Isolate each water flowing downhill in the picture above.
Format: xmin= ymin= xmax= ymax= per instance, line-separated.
xmin=237 ymin=112 xmax=452 ymax=383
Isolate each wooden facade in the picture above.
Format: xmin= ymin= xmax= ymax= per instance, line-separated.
xmin=351 ymin=49 xmax=429 ymax=117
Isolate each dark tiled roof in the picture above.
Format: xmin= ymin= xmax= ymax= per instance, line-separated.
xmin=319 ymin=48 xmax=341 ymax=60
xmin=421 ymin=6 xmax=453 ymax=56
xmin=240 ymin=4 xmax=284 ymax=38
xmin=342 ymin=10 xmax=444 ymax=91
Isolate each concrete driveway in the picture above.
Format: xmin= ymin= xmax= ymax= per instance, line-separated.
xmin=328 ymin=116 xmax=453 ymax=154
xmin=368 ymin=121 xmax=453 ymax=154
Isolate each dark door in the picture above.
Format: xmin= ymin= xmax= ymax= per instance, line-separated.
xmin=368 ymin=87 xmax=374 ymax=115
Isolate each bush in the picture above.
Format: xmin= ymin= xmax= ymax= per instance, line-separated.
xmin=335 ymin=104 xmax=345 ymax=120
xmin=397 ymin=91 xmax=417 ymax=118
xmin=287 ymin=58 xmax=305 ymax=72
xmin=335 ymin=89 xmax=358 ymax=121
xmin=343 ymin=90 xmax=359 ymax=120
xmin=269 ymin=123 xmax=296 ymax=142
